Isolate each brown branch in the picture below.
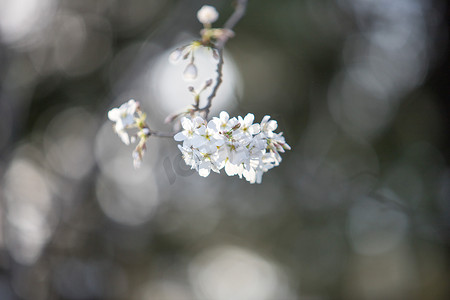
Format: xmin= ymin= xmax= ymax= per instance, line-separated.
xmin=148 ymin=130 xmax=175 ymax=138
xmin=199 ymin=49 xmax=224 ymax=118
xmin=150 ymin=0 xmax=248 ymax=137
xmin=199 ymin=0 xmax=248 ymax=119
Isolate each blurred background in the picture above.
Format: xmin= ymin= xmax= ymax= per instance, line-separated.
xmin=0 ymin=0 xmax=449 ymax=299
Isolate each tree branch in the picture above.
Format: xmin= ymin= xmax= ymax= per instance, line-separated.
xmin=148 ymin=130 xmax=176 ymax=138
xmin=150 ymin=0 xmax=248 ymax=136
xmin=199 ymin=49 xmax=224 ymax=118
xmin=221 ymin=0 xmax=249 ymax=47
xmin=199 ymin=0 xmax=248 ymax=118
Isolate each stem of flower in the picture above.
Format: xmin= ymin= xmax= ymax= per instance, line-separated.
xmin=220 ymin=0 xmax=248 ymax=48
xmin=149 ymin=0 xmax=248 ymax=138
xmin=199 ymin=0 xmax=248 ymax=119
xmin=199 ymin=49 xmax=224 ymax=118
xmin=148 ymin=129 xmax=175 ymax=138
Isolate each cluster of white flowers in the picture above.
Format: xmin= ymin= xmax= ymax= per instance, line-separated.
xmin=174 ymin=111 xmax=290 ymax=184
xmin=107 ymin=99 xmax=138 ymax=145
xmin=107 ymin=5 xmax=291 ymax=184
xmin=108 ymin=99 xmax=150 ymax=168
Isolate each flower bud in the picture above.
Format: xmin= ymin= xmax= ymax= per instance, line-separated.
xmin=132 ymin=150 xmax=142 ymax=169
xmin=183 ymin=63 xmax=198 ymax=81
xmin=169 ymin=48 xmax=182 ymax=64
xmin=197 ymin=5 xmax=219 ymax=25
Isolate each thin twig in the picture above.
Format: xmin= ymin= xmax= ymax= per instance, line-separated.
xmin=199 ymin=49 xmax=224 ymax=118
xmin=148 ymin=130 xmax=176 ymax=138
xmin=221 ymin=0 xmax=249 ymax=47
xmin=200 ymin=0 xmax=248 ymax=118
xmin=150 ymin=0 xmax=248 ymax=136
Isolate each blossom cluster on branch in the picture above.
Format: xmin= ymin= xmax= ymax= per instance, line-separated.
xmin=107 ymin=99 xmax=149 ymax=168
xmin=174 ymin=112 xmax=290 ymax=184
xmin=107 ymin=2 xmax=291 ymax=184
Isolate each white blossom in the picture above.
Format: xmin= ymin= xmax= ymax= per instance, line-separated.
xmin=108 ymin=99 xmax=153 ymax=168
xmin=174 ymin=111 xmax=290 ymax=183
xmin=238 ymin=113 xmax=260 ymax=134
xmin=178 ymin=145 xmax=199 ymax=169
xmin=197 ymin=5 xmax=219 ymax=25
xmin=169 ymin=48 xmax=183 ymax=64
xmin=108 ymin=99 xmax=138 ymax=145
xmin=212 ymin=111 xmax=239 ymax=132
xmin=195 ymin=121 xmax=224 ymax=150
xmin=108 ymin=99 xmax=137 ymax=130
xmin=198 ymin=147 xmax=221 ymax=177
xmin=174 ymin=116 xmax=204 ymax=147
xmin=260 ymin=115 xmax=278 ymax=137
xmin=235 ymin=113 xmax=260 ymax=142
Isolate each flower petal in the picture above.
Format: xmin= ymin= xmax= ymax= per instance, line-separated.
xmin=108 ymin=108 xmax=120 ymax=121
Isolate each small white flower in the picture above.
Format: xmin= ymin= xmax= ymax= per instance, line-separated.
xmin=260 ymin=115 xmax=278 ymax=137
xmin=198 ymin=147 xmax=221 ymax=177
xmin=174 ymin=116 xmax=204 ymax=147
xmin=197 ymin=5 xmax=219 ymax=25
xmin=108 ymin=99 xmax=138 ymax=145
xmin=218 ymin=139 xmax=248 ymax=172
xmin=270 ymin=131 xmax=291 ymax=152
xmin=212 ymin=111 xmax=239 ymax=132
xmin=108 ymin=99 xmax=137 ymax=131
xmin=178 ymin=144 xmax=200 ymax=169
xmin=187 ymin=125 xmax=219 ymax=153
xmin=236 ymin=113 xmax=260 ymax=142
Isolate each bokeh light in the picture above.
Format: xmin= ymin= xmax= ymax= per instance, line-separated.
xmin=189 ymin=246 xmax=294 ymax=300
xmin=0 ymin=0 xmax=57 ymax=46
xmin=2 ymin=145 xmax=56 ymax=265
xmin=149 ymin=41 xmax=241 ymax=115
